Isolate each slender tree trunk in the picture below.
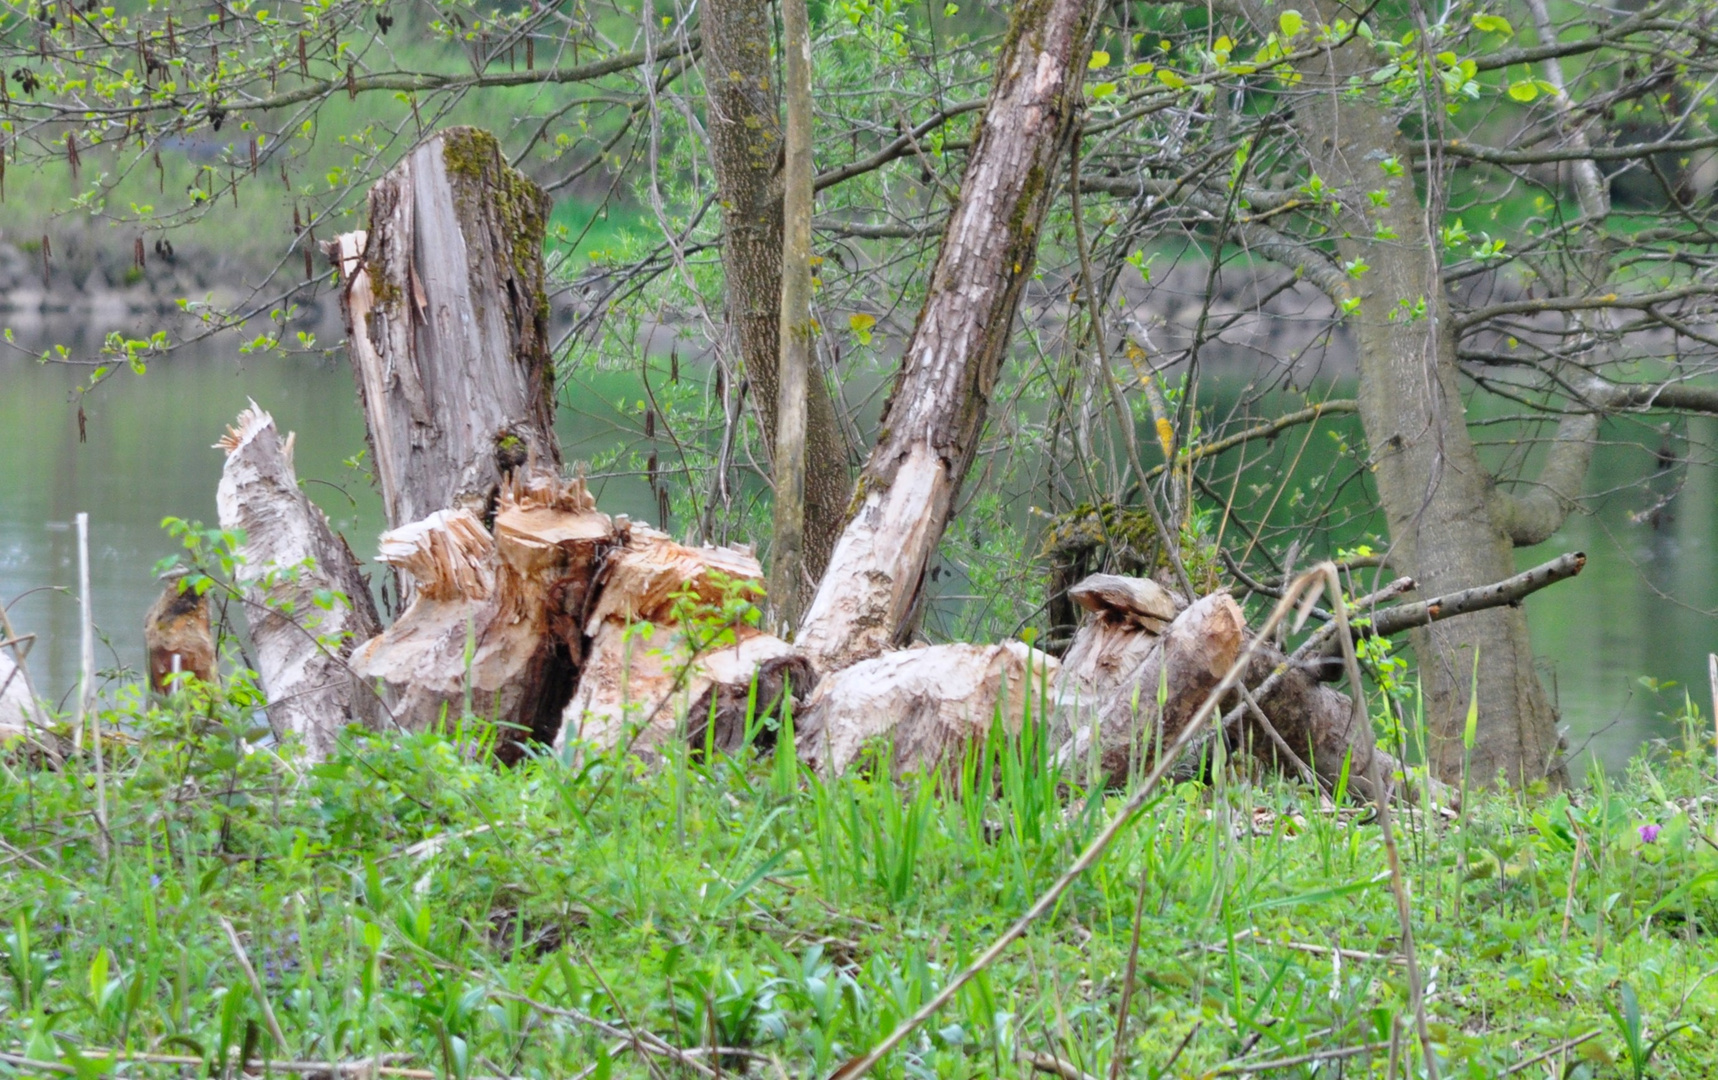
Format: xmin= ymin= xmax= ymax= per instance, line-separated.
xmin=797 ymin=0 xmax=1097 ymax=673
xmin=702 ymin=0 xmax=850 ymax=582
xmin=1270 ymin=4 xmax=1565 ymax=786
xmin=333 ymin=126 xmax=559 ymax=533
xmin=768 ymin=0 xmax=814 ymax=629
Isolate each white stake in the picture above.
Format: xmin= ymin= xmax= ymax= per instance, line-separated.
xmin=1708 ymin=652 xmax=1717 ymax=775
xmin=75 ymin=513 xmax=108 ymax=863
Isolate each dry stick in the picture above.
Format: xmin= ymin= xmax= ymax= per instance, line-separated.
xmin=0 ymin=1051 xmax=442 ymax=1078
xmin=1106 ymin=853 xmax=1152 ymax=1080
xmin=1496 ymin=1031 xmax=1601 ymax=1077
xmin=74 ymin=513 xmax=108 ymax=864
xmin=219 ymin=916 xmax=290 ymax=1054
xmin=1318 ymin=562 xmax=1438 ymax=1080
xmin=827 ymin=574 xmax=1330 ymax=1080
xmin=1021 ymin=1051 xmax=1098 ymax=1080
xmin=1211 ymin=1040 xmax=1393 ymax=1075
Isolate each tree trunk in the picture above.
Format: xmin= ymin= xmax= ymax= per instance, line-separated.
xmin=767 ymin=0 xmax=815 ymax=627
xmin=1271 ymin=4 xmax=1566 ymax=787
xmin=796 ymin=0 xmax=1097 ymax=673
xmin=332 ymin=126 xmax=559 ymax=533
xmin=216 ymin=405 xmax=384 ymax=760
xmin=702 ymin=0 xmax=850 ymax=582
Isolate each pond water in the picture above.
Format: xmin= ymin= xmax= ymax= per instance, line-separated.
xmin=1 ymin=320 xmax=1714 ymax=772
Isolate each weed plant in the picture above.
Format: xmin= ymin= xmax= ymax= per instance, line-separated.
xmin=1 ymin=676 xmax=1716 ymax=1079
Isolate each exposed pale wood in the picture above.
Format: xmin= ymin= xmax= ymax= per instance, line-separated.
xmin=1054 ymin=593 xmax=1245 ymax=786
xmin=1067 ymin=574 xmax=1182 ymax=630
xmin=796 ymin=642 xmax=1059 ymax=777
xmin=0 ymin=651 xmax=40 ymax=743
xmin=352 ymin=473 xmax=612 ymax=750
xmin=333 ymin=126 xmax=559 ymax=532
xmin=216 ymin=404 xmax=383 ymax=759
xmin=143 ymin=578 xmax=216 ymax=694
xmin=795 ymin=0 xmax=1095 ymax=674
xmin=557 ymin=525 xmax=802 ymax=756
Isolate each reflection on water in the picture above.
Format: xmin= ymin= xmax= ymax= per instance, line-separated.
xmin=1 ymin=325 xmax=1713 ymax=771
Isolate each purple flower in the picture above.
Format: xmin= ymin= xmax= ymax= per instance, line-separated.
xmin=1639 ymin=823 xmax=1662 ymax=844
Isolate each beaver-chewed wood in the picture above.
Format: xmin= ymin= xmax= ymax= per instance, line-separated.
xmin=144 ymin=576 xmax=216 ymax=695
xmin=556 ymin=525 xmax=804 ymax=758
xmin=796 ymin=642 xmax=1059 ymax=777
xmin=351 ymin=472 xmax=613 ymax=752
xmin=216 ymin=404 xmax=382 ymax=760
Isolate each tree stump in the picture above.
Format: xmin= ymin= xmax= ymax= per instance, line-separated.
xmin=332 ymin=126 xmax=559 ymax=533
xmin=216 ymin=405 xmax=383 ymax=759
xmin=350 ymin=472 xmax=614 ymax=752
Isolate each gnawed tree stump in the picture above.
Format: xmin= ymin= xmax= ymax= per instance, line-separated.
xmin=1052 ymin=592 xmax=1246 ymax=786
xmin=332 ymin=126 xmax=559 ymax=532
xmin=216 ymin=405 xmax=382 ymax=760
xmin=555 ymin=526 xmax=807 ymax=757
xmin=351 ymin=473 xmax=613 ymax=749
xmin=796 ymin=642 xmax=1059 ymax=777
xmin=144 ymin=576 xmax=216 ymax=694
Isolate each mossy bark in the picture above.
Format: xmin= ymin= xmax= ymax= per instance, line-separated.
xmin=703 ymin=0 xmax=850 ymax=585
xmin=335 ymin=126 xmax=560 ymax=535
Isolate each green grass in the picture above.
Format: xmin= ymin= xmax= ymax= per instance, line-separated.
xmin=3 ymin=673 xmax=1718 ymax=1079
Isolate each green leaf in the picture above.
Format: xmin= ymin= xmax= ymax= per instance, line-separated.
xmin=1463 ymin=650 xmax=1481 ymax=751
xmin=1090 ymin=81 xmax=1117 ymax=98
xmin=848 ymin=311 xmax=876 ymax=345
xmin=1088 ymin=49 xmax=1110 ymax=69
xmin=1156 ymin=69 xmax=1187 ymax=89
xmin=1278 ymin=10 xmax=1304 ymax=37
xmin=1507 ymin=79 xmax=1538 ymax=102
xmin=1471 ymin=13 xmax=1513 ymax=35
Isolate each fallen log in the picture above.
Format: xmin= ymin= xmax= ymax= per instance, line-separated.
xmin=332 ymin=126 xmax=559 ymax=533
xmin=216 ymin=405 xmax=382 ymax=759
xmin=796 ymin=641 xmax=1059 ymax=777
xmin=351 ymin=472 xmax=613 ymax=750
xmin=556 ymin=525 xmax=808 ymax=758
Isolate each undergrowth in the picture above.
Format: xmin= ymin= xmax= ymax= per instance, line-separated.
xmin=2 ymin=679 xmax=1717 ymax=1079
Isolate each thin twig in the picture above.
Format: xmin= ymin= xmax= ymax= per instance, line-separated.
xmin=1496 ymin=1031 xmax=1602 ymax=1077
xmin=219 ymin=916 xmax=290 ymax=1055
xmin=1211 ymin=1040 xmax=1392 ymax=1075
xmin=1318 ymin=562 xmax=1438 ymax=1080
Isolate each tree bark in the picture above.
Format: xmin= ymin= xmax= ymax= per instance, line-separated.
xmin=796 ymin=0 xmax=1097 ymax=673
xmin=332 ymin=126 xmax=559 ymax=533
xmin=702 ymin=0 xmax=850 ymax=582
xmin=767 ymin=0 xmax=815 ymax=627
xmin=216 ymin=405 xmax=383 ymax=760
xmin=1266 ymin=3 xmax=1567 ymax=787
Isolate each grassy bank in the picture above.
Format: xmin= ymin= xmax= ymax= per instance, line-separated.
xmin=2 ymin=679 xmax=1715 ymax=1079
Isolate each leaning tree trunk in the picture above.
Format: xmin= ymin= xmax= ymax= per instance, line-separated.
xmin=795 ymin=0 xmax=1097 ymax=673
xmin=332 ymin=126 xmax=560 ymax=533
xmin=217 ymin=405 xmax=383 ymax=760
xmin=1267 ymin=3 xmax=1565 ymax=787
xmin=702 ymin=0 xmax=851 ymax=584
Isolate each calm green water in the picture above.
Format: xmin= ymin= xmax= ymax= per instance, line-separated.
xmin=2 ymin=325 xmax=1713 ymax=770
